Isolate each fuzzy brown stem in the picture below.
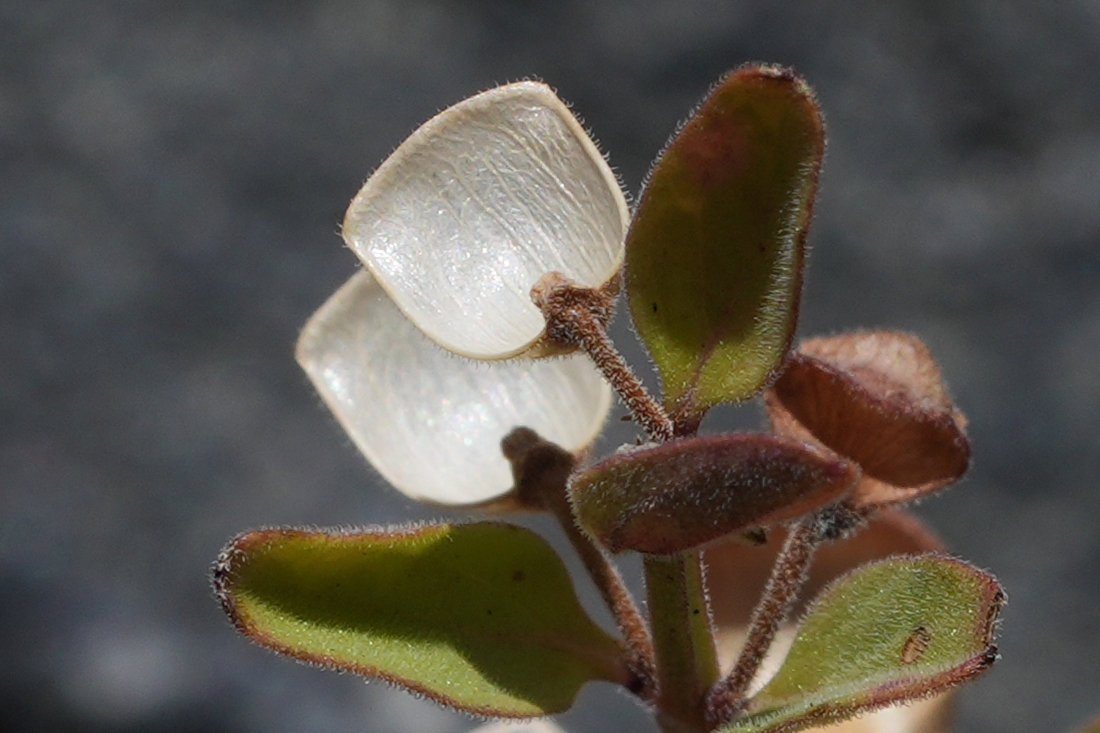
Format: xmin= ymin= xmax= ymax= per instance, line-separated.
xmin=706 ymin=519 xmax=818 ymax=726
xmin=502 ymin=427 xmax=656 ymax=698
xmin=532 ymin=272 xmax=674 ymax=443
xmin=549 ymin=493 xmax=658 ymax=699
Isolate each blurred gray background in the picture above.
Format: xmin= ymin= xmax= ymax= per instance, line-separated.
xmin=4 ymin=1 xmax=1100 ymax=732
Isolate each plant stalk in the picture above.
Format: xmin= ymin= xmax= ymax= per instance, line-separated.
xmin=502 ymin=426 xmax=657 ymax=698
xmin=545 ymin=490 xmax=658 ymax=699
xmin=645 ymin=551 xmax=720 ymax=733
xmin=532 ymin=273 xmax=674 ymax=443
xmin=706 ymin=519 xmax=818 ymax=726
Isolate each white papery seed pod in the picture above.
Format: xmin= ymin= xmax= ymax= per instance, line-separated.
xmin=341 ymin=81 xmax=629 ymax=360
xmin=297 ymin=270 xmax=610 ymax=505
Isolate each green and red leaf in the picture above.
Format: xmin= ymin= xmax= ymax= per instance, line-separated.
xmin=624 ymin=65 xmax=825 ymax=430
xmin=213 ymin=523 xmax=626 ymax=718
xmin=569 ymin=433 xmax=857 ymax=554
xmin=720 ymin=555 xmax=1003 ymax=733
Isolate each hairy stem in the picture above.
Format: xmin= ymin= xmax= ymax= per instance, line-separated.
xmin=645 ymin=552 xmax=720 ymax=733
xmin=533 ymin=272 xmax=674 ymax=443
xmin=550 ymin=494 xmax=657 ymax=699
xmin=501 ymin=427 xmax=656 ymax=698
xmin=706 ymin=519 xmax=818 ymax=726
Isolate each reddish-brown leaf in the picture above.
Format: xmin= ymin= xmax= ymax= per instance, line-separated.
xmin=766 ymin=331 xmax=969 ymax=511
xmin=569 ymin=433 xmax=859 ymax=554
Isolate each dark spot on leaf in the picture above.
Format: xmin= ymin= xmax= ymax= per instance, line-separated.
xmin=652 ymin=302 xmax=658 ymax=313
xmin=900 ymin=625 xmax=931 ymax=664
xmin=512 ymin=569 xmax=526 ymax=582
xmin=745 ymin=527 xmax=769 ymax=545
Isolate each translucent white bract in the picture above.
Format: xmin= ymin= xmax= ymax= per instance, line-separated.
xmin=296 ymin=271 xmax=612 ymax=504
xmin=343 ymin=81 xmax=629 ymax=360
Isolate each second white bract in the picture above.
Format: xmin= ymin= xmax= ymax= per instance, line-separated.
xmin=297 ymin=271 xmax=611 ymax=505
xmin=342 ymin=81 xmax=629 ymax=360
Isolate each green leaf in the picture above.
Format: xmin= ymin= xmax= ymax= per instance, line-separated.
xmin=213 ymin=523 xmax=627 ymax=717
xmin=568 ymin=433 xmax=857 ymax=554
xmin=721 ymin=555 xmax=1003 ymax=733
xmin=624 ymin=65 xmax=824 ymax=427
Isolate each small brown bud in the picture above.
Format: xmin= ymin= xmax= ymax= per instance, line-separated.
xmin=499 ymin=427 xmax=577 ymax=512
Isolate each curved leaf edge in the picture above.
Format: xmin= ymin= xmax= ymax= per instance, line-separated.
xmin=726 ymin=646 xmax=997 ymax=733
xmin=625 ymin=63 xmax=825 ymax=428
xmin=766 ymin=348 xmax=971 ymax=500
xmin=722 ymin=553 xmax=1004 ymax=733
xmin=212 ymin=523 xmax=623 ymax=720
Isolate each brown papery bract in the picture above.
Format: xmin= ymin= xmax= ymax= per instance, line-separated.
xmin=765 ymin=331 xmax=970 ymax=512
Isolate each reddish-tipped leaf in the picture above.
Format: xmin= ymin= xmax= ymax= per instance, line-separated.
xmin=625 ymin=65 xmax=825 ymax=428
xmin=569 ymin=434 xmax=858 ymax=554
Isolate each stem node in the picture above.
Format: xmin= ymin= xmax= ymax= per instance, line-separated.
xmin=532 ymin=272 xmax=675 ymax=443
